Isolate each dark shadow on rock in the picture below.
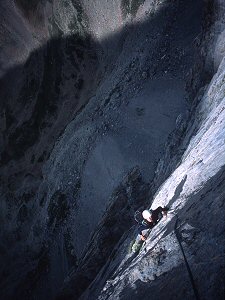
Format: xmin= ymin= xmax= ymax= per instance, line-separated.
xmin=167 ymin=174 xmax=187 ymax=209
xmin=57 ymin=167 xmax=150 ymax=300
xmin=0 ymin=24 xmax=101 ymax=300
xmin=0 ymin=0 xmax=210 ymax=299
xmin=53 ymin=0 xmax=212 ymax=297
xmin=0 ymin=33 xmax=99 ymax=178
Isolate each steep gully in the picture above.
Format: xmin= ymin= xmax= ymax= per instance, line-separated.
xmin=0 ymin=0 xmax=224 ymax=299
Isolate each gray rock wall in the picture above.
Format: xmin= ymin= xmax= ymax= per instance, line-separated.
xmin=1 ymin=0 xmax=224 ymax=299
xmin=78 ymin=1 xmax=225 ymax=299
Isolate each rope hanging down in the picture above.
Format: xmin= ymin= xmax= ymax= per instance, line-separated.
xmin=174 ymin=217 xmax=200 ymax=300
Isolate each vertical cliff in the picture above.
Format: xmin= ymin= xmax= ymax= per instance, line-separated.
xmin=0 ymin=0 xmax=224 ymax=299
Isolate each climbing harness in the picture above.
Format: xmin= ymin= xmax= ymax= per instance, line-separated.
xmin=174 ymin=217 xmax=200 ymax=300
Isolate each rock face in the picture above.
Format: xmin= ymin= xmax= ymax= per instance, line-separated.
xmin=0 ymin=0 xmax=224 ymax=300
xmin=57 ymin=167 xmax=150 ymax=299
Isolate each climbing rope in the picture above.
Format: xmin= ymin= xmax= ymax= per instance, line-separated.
xmin=174 ymin=217 xmax=200 ymax=300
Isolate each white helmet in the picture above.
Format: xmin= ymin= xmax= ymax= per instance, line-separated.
xmin=142 ymin=210 xmax=152 ymax=220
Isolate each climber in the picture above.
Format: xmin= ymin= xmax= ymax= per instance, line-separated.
xmin=138 ymin=206 xmax=168 ymax=241
xmin=131 ymin=206 xmax=168 ymax=253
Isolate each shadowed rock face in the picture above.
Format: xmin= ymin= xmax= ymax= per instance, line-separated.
xmin=0 ymin=0 xmax=224 ymax=299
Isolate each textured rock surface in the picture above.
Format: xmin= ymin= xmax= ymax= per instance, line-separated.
xmin=57 ymin=167 xmax=150 ymax=299
xmin=0 ymin=0 xmax=224 ymax=299
xmin=77 ymin=1 xmax=225 ymax=299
